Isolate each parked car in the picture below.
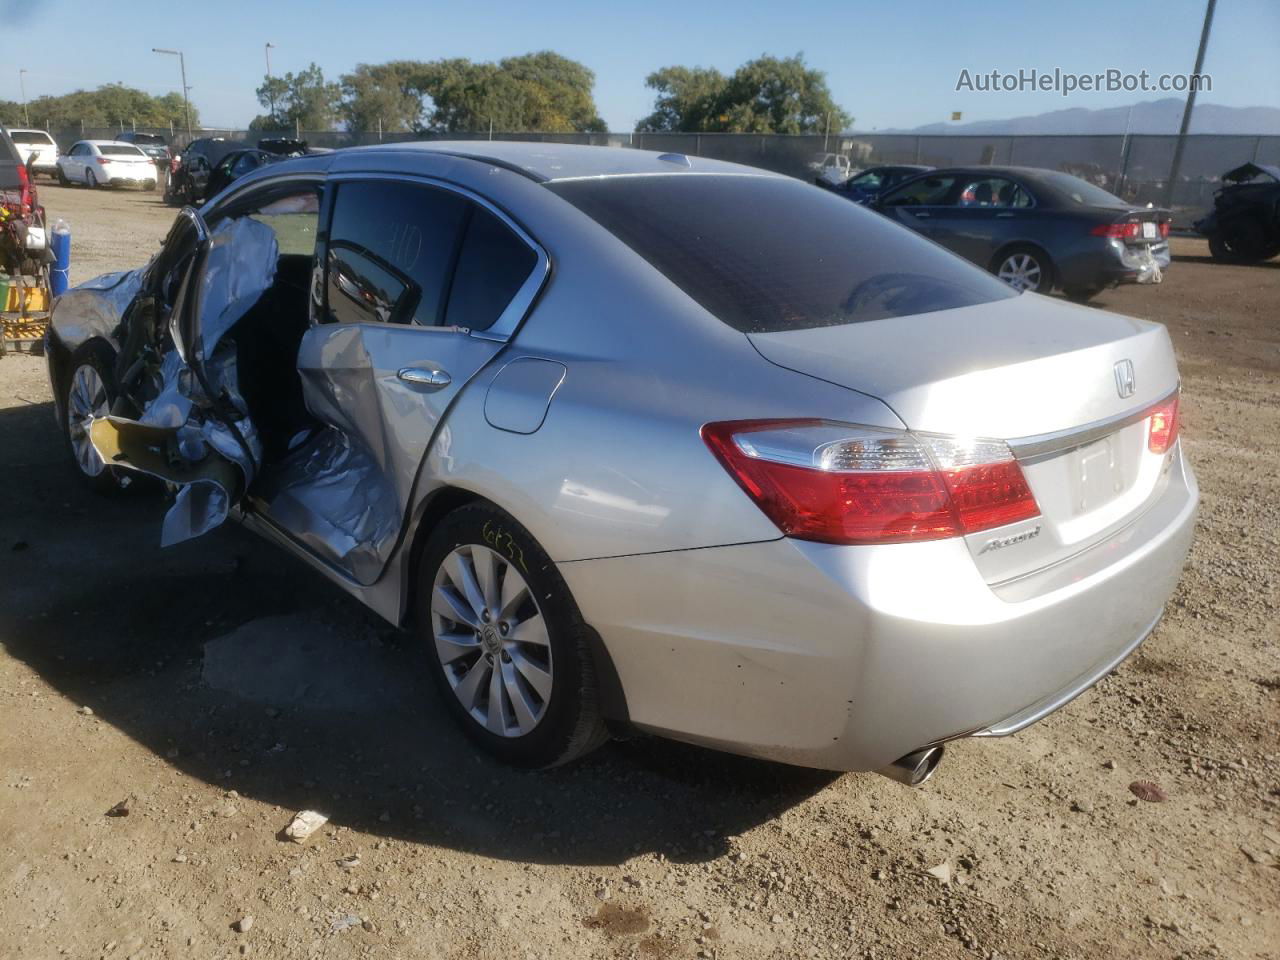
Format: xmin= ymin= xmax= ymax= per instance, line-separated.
xmin=1193 ymin=162 xmax=1280 ymax=263
xmin=0 ymin=127 xmax=26 ymax=194
xmin=873 ymin=166 xmax=1171 ymax=301
xmin=56 ymin=140 xmax=157 ymax=190
xmin=0 ymin=126 xmax=50 ymax=280
xmin=837 ymin=164 xmax=933 ymax=204
xmin=45 ymin=143 xmax=1197 ymax=783
xmin=113 ymin=131 xmax=173 ymax=173
xmin=808 ymin=152 xmax=852 ymax=188
xmin=5 ymin=128 xmax=58 ymax=179
xmin=165 ymin=137 xmax=250 ymax=206
xmin=203 ymin=148 xmax=286 ymax=201
xmin=257 ymin=137 xmax=309 ymax=157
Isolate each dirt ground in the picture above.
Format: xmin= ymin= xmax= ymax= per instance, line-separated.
xmin=1 ymin=182 xmax=1277 ymax=960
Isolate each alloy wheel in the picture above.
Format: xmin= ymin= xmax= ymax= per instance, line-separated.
xmin=66 ymin=363 xmax=109 ymax=477
xmin=430 ymin=544 xmax=553 ymax=737
xmin=997 ymin=253 xmax=1043 ymax=292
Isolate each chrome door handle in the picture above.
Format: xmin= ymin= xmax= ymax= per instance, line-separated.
xmin=397 ymin=367 xmax=452 ymax=389
xmin=996 ymin=212 xmax=1016 ymax=218
xmin=913 ymin=211 xmax=931 ymax=218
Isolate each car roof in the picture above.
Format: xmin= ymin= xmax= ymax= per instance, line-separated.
xmin=7 ymin=127 xmax=53 ymax=135
xmin=338 ymin=140 xmax=784 ymax=183
xmin=83 ymin=139 xmax=146 ymax=147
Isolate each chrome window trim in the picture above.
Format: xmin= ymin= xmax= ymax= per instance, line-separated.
xmin=324 ymin=171 xmax=551 ymax=343
xmin=1007 ymin=386 xmax=1179 ymax=461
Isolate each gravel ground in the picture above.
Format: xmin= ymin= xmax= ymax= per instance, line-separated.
xmin=0 ymin=182 xmax=1277 ymax=960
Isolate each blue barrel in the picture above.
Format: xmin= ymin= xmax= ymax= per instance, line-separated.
xmin=50 ymin=219 xmax=72 ymax=297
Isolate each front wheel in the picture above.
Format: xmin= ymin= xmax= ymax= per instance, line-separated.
xmin=993 ymin=245 xmax=1053 ymax=294
xmin=62 ymin=341 xmax=126 ymax=494
xmin=415 ymin=503 xmax=609 ymax=768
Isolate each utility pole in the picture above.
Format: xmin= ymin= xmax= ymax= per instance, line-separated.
xmin=1165 ymin=0 xmax=1216 ymax=209
xmin=152 ymin=48 xmax=192 ymax=140
xmin=18 ymin=69 xmax=29 ymax=125
xmin=265 ymin=42 xmax=277 ymax=123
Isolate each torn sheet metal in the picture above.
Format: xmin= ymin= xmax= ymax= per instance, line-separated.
xmin=182 ymin=216 xmax=279 ymax=367
xmin=88 ymin=216 xmax=278 ymax=545
xmin=49 ymin=268 xmax=145 ymax=350
xmin=255 ymin=429 xmax=400 ymax=584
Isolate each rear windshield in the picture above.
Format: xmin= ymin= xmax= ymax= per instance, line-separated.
xmin=1038 ymin=172 xmax=1129 ymax=208
xmin=546 ymin=175 xmax=1015 ymax=332
xmin=129 ymin=133 xmax=166 ymax=145
xmin=10 ymin=131 xmax=54 ymax=145
xmin=99 ymin=144 xmax=146 ymax=157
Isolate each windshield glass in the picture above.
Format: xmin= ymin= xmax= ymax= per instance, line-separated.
xmin=548 ymin=175 xmax=1015 ymax=333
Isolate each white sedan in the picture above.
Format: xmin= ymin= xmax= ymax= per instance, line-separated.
xmin=56 ymin=140 xmax=157 ymax=190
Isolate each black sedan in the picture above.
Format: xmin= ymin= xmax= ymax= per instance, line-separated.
xmin=202 ymin=148 xmax=286 ymax=200
xmin=837 ymin=164 xmax=932 ymax=204
xmin=872 ymin=166 xmax=1171 ymax=301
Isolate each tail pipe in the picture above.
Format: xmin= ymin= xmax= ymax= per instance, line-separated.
xmin=876 ymin=745 xmax=945 ymax=787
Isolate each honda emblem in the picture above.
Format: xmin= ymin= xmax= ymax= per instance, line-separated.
xmin=1114 ymin=359 xmax=1136 ymax=399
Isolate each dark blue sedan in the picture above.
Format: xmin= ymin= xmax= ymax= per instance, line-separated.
xmin=872 ymin=166 xmax=1171 ymax=301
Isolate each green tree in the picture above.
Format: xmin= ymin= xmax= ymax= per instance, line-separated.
xmin=636 ymin=66 xmax=728 ymax=132
xmin=251 ymin=63 xmax=341 ymax=132
xmin=0 ymin=84 xmax=196 ymax=129
xmin=636 ymin=54 xmax=848 ymax=134
xmin=338 ymin=61 xmax=425 ymax=133
xmin=339 ymin=52 xmax=606 ymax=135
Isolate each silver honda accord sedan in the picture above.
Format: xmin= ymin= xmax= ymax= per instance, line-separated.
xmin=45 ymin=142 xmax=1197 ymax=784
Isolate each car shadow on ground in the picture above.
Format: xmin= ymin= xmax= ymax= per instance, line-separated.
xmin=1171 ymin=253 xmax=1280 ymax=269
xmin=0 ymin=399 xmax=836 ymax=867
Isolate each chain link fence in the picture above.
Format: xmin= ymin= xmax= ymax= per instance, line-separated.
xmin=44 ymin=126 xmax=1280 ymax=219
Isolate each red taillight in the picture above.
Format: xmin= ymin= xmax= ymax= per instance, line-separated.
xmin=1091 ymin=221 xmax=1141 ymax=239
xmin=95 ymin=156 xmax=111 ymax=165
xmin=701 ymin=420 xmax=1040 ymax=546
xmin=1159 ymin=221 xmax=1170 ymax=238
xmin=1148 ymin=393 xmax=1180 ymax=454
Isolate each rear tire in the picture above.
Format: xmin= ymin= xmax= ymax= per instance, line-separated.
xmin=415 ymin=503 xmax=609 ymax=768
xmin=992 ymin=244 xmax=1054 ymax=294
xmin=1208 ymin=222 xmax=1272 ymax=263
xmin=85 ymin=169 xmax=98 ymax=189
xmin=61 ymin=341 xmax=127 ymax=495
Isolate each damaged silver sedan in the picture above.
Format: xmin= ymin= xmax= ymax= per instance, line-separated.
xmin=46 ymin=143 xmax=1197 ymax=780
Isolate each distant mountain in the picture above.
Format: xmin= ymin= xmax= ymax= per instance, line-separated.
xmin=885 ymin=99 xmax=1280 ymax=136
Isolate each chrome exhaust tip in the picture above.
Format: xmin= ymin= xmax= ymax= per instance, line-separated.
xmin=876 ymin=745 xmax=945 ymax=787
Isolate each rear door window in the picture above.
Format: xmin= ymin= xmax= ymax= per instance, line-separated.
xmin=547 ymin=175 xmax=1014 ymax=333
xmin=324 ymin=180 xmax=469 ymax=326
xmin=444 ymin=206 xmax=538 ymax=331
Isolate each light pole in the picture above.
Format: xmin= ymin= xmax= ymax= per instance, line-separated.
xmin=1165 ymin=0 xmax=1217 ymax=209
xmin=18 ymin=68 xmax=29 ymax=125
xmin=152 ymin=47 xmax=192 ymax=140
xmin=265 ymin=42 xmax=276 ymax=123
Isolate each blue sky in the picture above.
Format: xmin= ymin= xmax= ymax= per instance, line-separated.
xmin=2 ymin=0 xmax=1277 ymax=131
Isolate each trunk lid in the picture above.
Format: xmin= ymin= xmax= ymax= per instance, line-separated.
xmin=748 ymin=293 xmax=1181 ymax=583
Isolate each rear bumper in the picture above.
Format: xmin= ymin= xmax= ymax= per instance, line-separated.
xmin=1057 ymin=239 xmax=1171 ymax=290
xmin=560 ymin=445 xmax=1197 ymax=772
